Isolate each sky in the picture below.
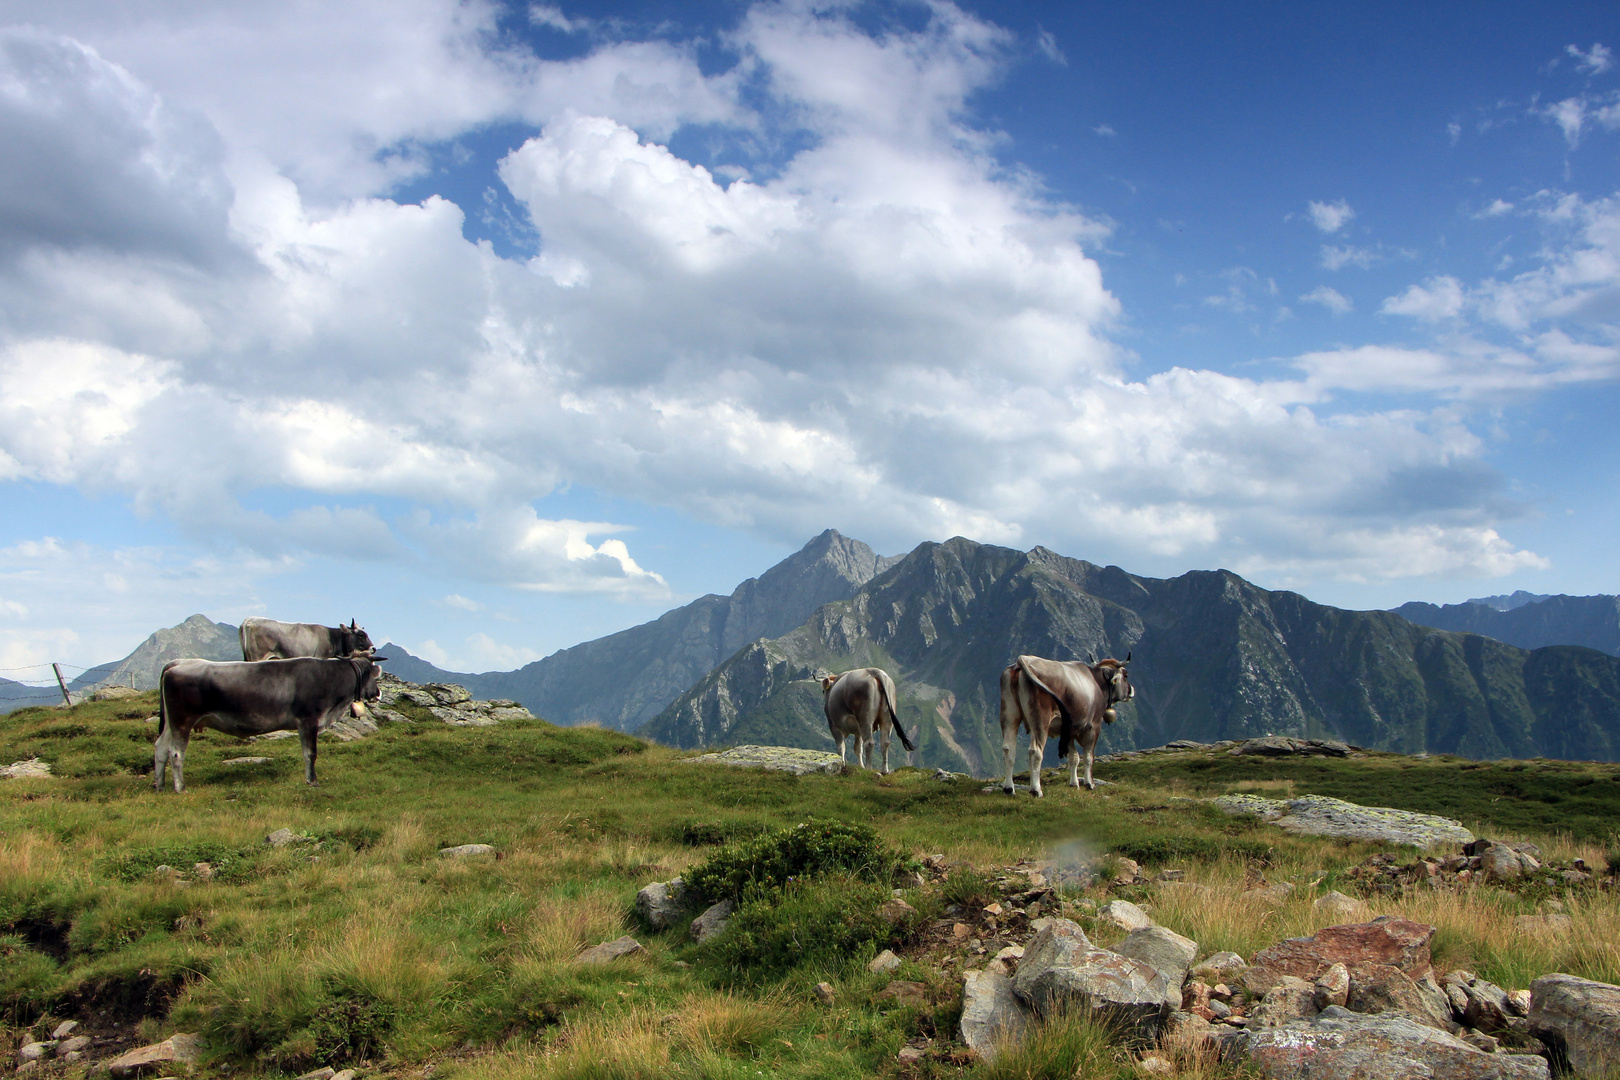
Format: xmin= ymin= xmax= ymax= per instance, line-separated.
xmin=1 ymin=0 xmax=1618 ymax=677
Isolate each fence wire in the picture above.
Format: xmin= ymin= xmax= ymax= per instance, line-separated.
xmin=1 ymin=662 xmax=136 ymax=702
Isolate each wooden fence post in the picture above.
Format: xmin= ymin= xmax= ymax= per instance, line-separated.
xmin=52 ymin=663 xmax=72 ymax=707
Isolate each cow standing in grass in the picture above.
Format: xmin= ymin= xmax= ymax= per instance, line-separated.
xmin=154 ymin=655 xmax=384 ymax=791
xmin=240 ymin=617 xmax=373 ymax=661
xmin=822 ymin=667 xmax=915 ymax=773
xmin=1000 ymin=653 xmax=1133 ymax=796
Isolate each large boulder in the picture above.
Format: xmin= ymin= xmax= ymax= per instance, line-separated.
xmin=960 ymin=970 xmax=1033 ymax=1061
xmin=1109 ymin=925 xmax=1199 ymax=994
xmin=1098 ymin=899 xmax=1154 ymax=933
xmin=1529 ymin=973 xmax=1620 ymax=1075
xmin=1011 ymin=918 xmax=1172 ymax=1040
xmin=1232 ymin=1012 xmax=1547 ymax=1080
xmin=1244 ymin=916 xmax=1435 ymax=995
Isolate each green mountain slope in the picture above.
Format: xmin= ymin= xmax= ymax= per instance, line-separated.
xmin=641 ymin=537 xmax=1620 ymax=772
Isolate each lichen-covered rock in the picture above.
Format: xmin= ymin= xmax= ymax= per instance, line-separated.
xmin=1110 ymin=925 xmax=1199 ymax=994
xmin=869 ymin=949 xmax=902 ymax=974
xmin=1314 ymin=890 xmax=1371 ymax=924
xmin=438 ymin=843 xmax=495 ymax=857
xmin=1344 ymin=964 xmax=1455 ymax=1031
xmin=690 ymin=899 xmax=735 ymax=943
xmin=1099 ymin=899 xmax=1154 ymax=933
xmin=1250 ymin=975 xmax=1318 ymax=1027
xmin=1192 ymin=951 xmax=1249 ymax=983
xmin=1244 ymin=917 xmax=1435 ymax=995
xmin=1529 ymin=973 xmax=1620 ymax=1075
xmin=960 ymin=970 xmax=1032 ymax=1060
xmin=686 ymin=745 xmax=846 ymax=775
xmin=1215 ymin=794 xmax=1474 ymax=848
xmin=572 ymin=936 xmax=644 ymax=964
xmin=105 ymin=1033 xmax=202 ymax=1077
xmin=636 ymin=878 xmax=689 ymax=930
xmin=1314 ymin=962 xmax=1350 ymax=1010
xmin=1011 ymin=918 xmax=1172 ymax=1040
xmin=1232 ymin=1012 xmax=1547 ymax=1080
xmin=1 ymin=757 xmax=52 ymax=779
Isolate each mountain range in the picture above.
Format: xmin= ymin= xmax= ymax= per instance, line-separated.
xmin=643 ymin=537 xmax=1620 ymax=770
xmin=1394 ymin=594 xmax=1620 ymax=657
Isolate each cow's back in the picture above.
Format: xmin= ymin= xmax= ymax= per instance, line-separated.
xmin=241 ymin=617 xmax=333 ymax=661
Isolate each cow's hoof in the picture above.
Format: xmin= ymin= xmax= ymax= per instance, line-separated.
xmin=1068 ymin=779 xmax=1081 ymax=788
xmin=1030 ymin=789 xmax=1043 ymax=798
xmin=1002 ymin=785 xmax=1015 ymax=795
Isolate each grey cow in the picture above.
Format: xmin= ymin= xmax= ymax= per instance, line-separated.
xmin=154 ymin=655 xmax=384 ymax=791
xmin=240 ymin=616 xmax=374 ymax=661
xmin=999 ymin=653 xmax=1133 ymax=796
xmin=821 ymin=667 xmax=915 ymax=773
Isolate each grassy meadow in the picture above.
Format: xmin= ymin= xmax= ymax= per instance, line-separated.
xmin=3 ymin=693 xmax=1620 ymax=1080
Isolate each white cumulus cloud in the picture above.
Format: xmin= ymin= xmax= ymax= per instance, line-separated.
xmin=1307 ymin=199 xmax=1355 ymax=234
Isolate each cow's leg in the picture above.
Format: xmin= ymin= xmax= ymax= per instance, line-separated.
xmin=1001 ymin=722 xmax=1019 ymax=794
xmin=1068 ymin=744 xmax=1082 ymax=788
xmin=152 ymin=727 xmax=170 ymax=792
xmin=878 ymin=722 xmax=891 ymax=775
xmin=168 ymin=730 xmax=191 ymax=793
xmin=1028 ymin=722 xmax=1046 ymax=798
xmin=300 ymin=725 xmax=319 ymax=786
xmin=1083 ymin=745 xmax=1096 ymax=791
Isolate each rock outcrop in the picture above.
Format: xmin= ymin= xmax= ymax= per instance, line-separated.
xmin=1215 ymin=793 xmax=1475 ymax=847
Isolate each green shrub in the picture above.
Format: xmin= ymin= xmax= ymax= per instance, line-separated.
xmin=684 ymin=820 xmax=905 ymax=903
xmin=660 ymin=820 xmax=771 ymax=847
xmin=694 ymin=875 xmax=912 ymax=984
xmin=940 ymin=866 xmax=996 ymax=910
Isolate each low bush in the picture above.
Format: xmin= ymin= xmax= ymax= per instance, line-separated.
xmin=684 ymin=820 xmax=906 ymax=903
xmin=693 ymin=875 xmax=913 ymax=984
xmin=1112 ymin=835 xmax=1273 ymax=867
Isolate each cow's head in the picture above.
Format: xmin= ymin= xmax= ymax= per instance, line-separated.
xmin=349 ymin=654 xmax=386 ymax=716
xmin=343 ymin=619 xmax=375 ymax=656
xmin=1095 ymin=655 xmax=1134 ymax=706
xmin=821 ymin=673 xmax=837 ymax=696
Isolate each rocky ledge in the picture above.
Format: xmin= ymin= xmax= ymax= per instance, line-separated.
xmin=1214 ymin=793 xmax=1476 ymax=848
xmin=684 ymin=744 xmax=846 ymax=775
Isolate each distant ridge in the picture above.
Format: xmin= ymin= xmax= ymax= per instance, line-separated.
xmin=1394 ymin=593 xmax=1620 ymax=657
xmin=380 ymin=529 xmax=899 ymax=730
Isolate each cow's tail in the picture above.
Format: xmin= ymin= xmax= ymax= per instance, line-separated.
xmin=156 ymin=668 xmax=168 ymax=739
xmin=1017 ymin=658 xmax=1076 ymax=760
xmin=878 ymin=675 xmax=915 ymax=753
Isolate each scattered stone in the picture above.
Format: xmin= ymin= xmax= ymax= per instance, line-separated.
xmin=1111 ymin=857 xmax=1144 ymax=886
xmin=17 ymin=1043 xmax=54 ymax=1063
xmin=221 ymin=756 xmax=272 ymax=766
xmin=1136 ymin=1053 xmax=1174 ymax=1074
xmin=92 ymin=684 xmax=143 ymax=701
xmin=896 ymin=1040 xmax=929 ymax=1063
xmin=1313 ymin=890 xmax=1371 ymax=924
xmin=331 ymin=1070 xmax=358 ymax=1080
xmin=961 ymin=969 xmax=1032 ymax=1062
xmin=690 ymin=899 xmax=735 ymax=943
xmin=571 ymin=936 xmax=644 ymax=965
xmin=1464 ymin=1031 xmax=1501 ymax=1053
xmin=1511 ymin=914 xmax=1573 ymax=938
xmin=869 ymin=949 xmax=903 ymax=975
xmin=1244 ymin=882 xmax=1295 ymax=906
xmin=294 ymin=1069 xmax=336 ymax=1080
xmin=1192 ymin=951 xmax=1248 ymax=983
xmin=2 ymin=758 xmax=52 ymax=779
xmin=266 ymin=828 xmax=314 ymax=847
xmin=50 ymin=1022 xmax=79 ymax=1040
xmin=1157 ymin=881 xmax=1213 ymax=901
xmin=438 ymin=843 xmax=495 ymax=858
xmin=636 ymin=878 xmax=689 ymax=931
xmin=1505 ymin=989 xmax=1531 ymax=1017
xmin=1250 ymin=975 xmax=1318 ymax=1027
xmin=686 ymin=745 xmax=846 ymax=775
xmin=878 ymin=897 xmax=917 ymax=923
xmin=105 ymin=1033 xmax=202 ymax=1077
xmin=1215 ymin=793 xmax=1475 ymax=847
xmin=1011 ymin=918 xmax=1173 ymax=1040
xmin=877 ymin=981 xmax=928 ymax=1007
xmin=1244 ymin=916 xmax=1435 ymax=995
xmin=1098 ymin=899 xmax=1154 ymax=933
xmin=1233 ymin=1012 xmax=1547 ymax=1080
xmin=813 ymin=982 xmax=835 ymax=1004
xmin=1313 ymin=962 xmax=1350 ymax=1010
xmin=56 ymin=1037 xmax=92 ymax=1057
xmin=1110 ymin=925 xmax=1199 ymax=993
xmin=1459 ymin=977 xmax=1517 ymax=1035
xmin=1528 ymin=973 xmax=1620 ymax=1076
xmin=1481 ymin=845 xmax=1536 ymax=883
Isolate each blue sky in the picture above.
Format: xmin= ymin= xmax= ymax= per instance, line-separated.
xmin=1 ymin=1 xmax=1617 ymax=675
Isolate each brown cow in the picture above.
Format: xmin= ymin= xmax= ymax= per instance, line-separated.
xmin=999 ymin=653 xmax=1133 ymax=796
xmin=821 ymin=667 xmax=915 ymax=773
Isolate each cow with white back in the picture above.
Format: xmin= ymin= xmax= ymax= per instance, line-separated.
xmin=999 ymin=652 xmax=1133 ymax=796
xmin=240 ymin=616 xmax=374 ymax=661
xmin=822 ymin=667 xmax=915 ymax=773
xmin=153 ymin=654 xmax=385 ymax=792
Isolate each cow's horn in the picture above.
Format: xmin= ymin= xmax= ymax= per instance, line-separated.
xmin=1125 ymin=650 xmax=1131 ymax=663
